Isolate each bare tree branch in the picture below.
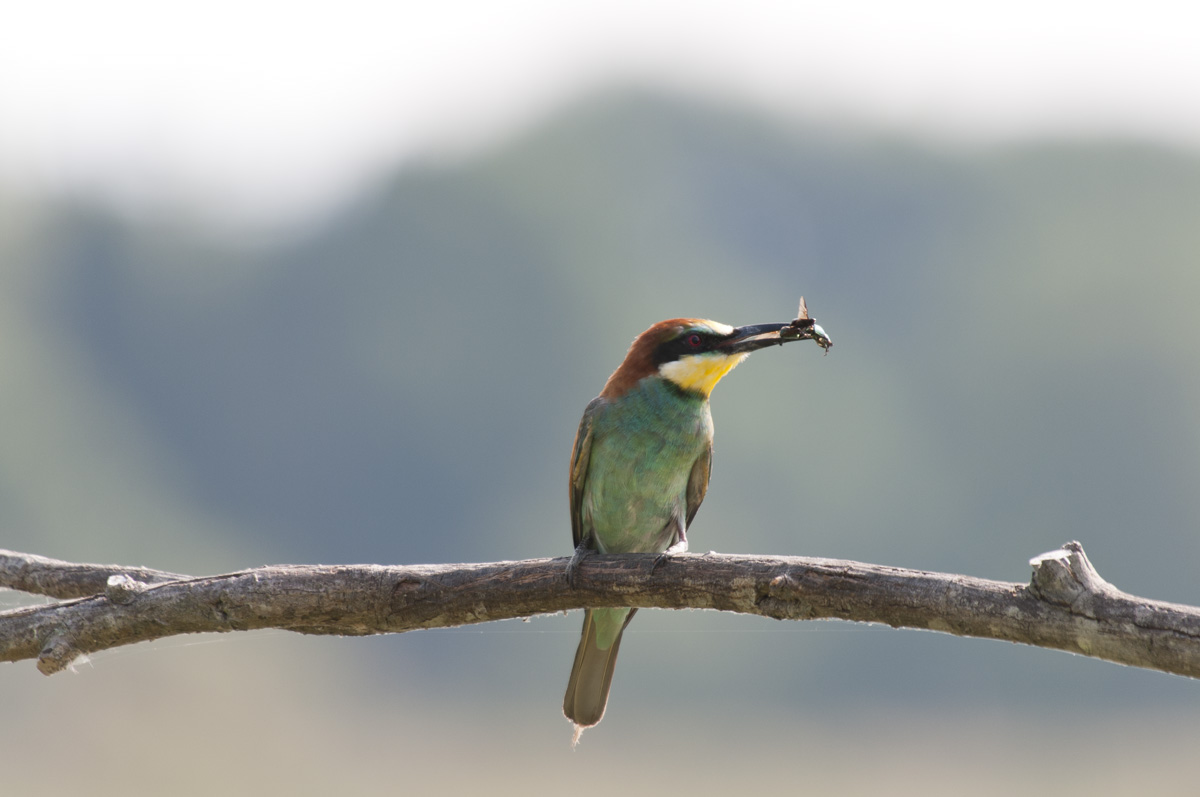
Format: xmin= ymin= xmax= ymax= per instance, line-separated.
xmin=2 ymin=542 xmax=1199 ymax=680
xmin=0 ymin=550 xmax=189 ymax=600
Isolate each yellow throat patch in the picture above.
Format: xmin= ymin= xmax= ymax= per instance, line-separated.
xmin=658 ymin=352 xmax=749 ymax=397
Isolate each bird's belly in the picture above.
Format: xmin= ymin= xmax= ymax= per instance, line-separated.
xmin=582 ymin=434 xmax=704 ymax=554
xmin=587 ymin=492 xmax=682 ymax=554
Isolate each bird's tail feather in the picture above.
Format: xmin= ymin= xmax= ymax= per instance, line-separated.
xmin=563 ymin=607 xmax=638 ymax=745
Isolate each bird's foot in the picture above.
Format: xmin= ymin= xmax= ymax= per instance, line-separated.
xmin=653 ymin=538 xmax=689 ymax=572
xmin=565 ymin=540 xmax=593 ymax=588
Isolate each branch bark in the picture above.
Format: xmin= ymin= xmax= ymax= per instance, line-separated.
xmin=2 ymin=542 xmax=1198 ymax=680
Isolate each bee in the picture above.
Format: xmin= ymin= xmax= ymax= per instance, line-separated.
xmin=780 ymin=296 xmax=832 ymax=354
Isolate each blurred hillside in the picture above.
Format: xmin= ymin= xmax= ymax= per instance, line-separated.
xmin=4 ymin=91 xmax=1200 ymax=792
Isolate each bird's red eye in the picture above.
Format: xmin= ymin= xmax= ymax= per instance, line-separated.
xmin=686 ymin=334 xmax=703 ymax=347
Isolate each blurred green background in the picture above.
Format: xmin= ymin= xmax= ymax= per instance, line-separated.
xmin=5 ymin=85 xmax=1200 ymax=792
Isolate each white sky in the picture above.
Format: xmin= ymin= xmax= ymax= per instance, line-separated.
xmin=3 ymin=1 xmax=1199 ymax=229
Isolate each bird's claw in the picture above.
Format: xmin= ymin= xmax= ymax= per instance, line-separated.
xmin=565 ymin=540 xmax=593 ymax=588
xmin=653 ymin=538 xmax=688 ymax=572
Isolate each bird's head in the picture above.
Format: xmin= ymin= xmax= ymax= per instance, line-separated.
xmin=600 ymin=317 xmax=828 ymax=399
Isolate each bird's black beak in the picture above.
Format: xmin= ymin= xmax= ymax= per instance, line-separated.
xmin=720 ymin=321 xmax=832 ymax=354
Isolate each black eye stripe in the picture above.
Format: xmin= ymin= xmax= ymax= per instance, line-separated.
xmin=654 ymin=330 xmax=717 ymax=365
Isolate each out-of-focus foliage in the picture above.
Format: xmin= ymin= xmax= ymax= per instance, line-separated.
xmin=4 ymin=91 xmax=1200 ymax=791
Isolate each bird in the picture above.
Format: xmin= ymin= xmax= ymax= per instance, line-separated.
xmin=563 ymin=311 xmax=830 ymax=745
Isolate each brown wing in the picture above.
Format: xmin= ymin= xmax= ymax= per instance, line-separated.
xmin=797 ymin=296 xmax=809 ymax=320
xmin=569 ymin=397 xmax=605 ymax=548
xmin=684 ymin=439 xmax=712 ymax=529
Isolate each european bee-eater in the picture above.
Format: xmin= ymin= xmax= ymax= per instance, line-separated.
xmin=564 ymin=310 xmax=830 ymax=743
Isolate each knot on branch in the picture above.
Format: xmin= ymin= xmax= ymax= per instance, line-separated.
xmin=105 ymin=574 xmax=150 ymax=605
xmin=387 ymin=573 xmax=452 ymax=625
xmin=38 ymin=635 xmax=83 ymax=676
xmin=754 ymin=571 xmax=817 ymax=620
xmin=1028 ymin=541 xmax=1119 ymax=612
